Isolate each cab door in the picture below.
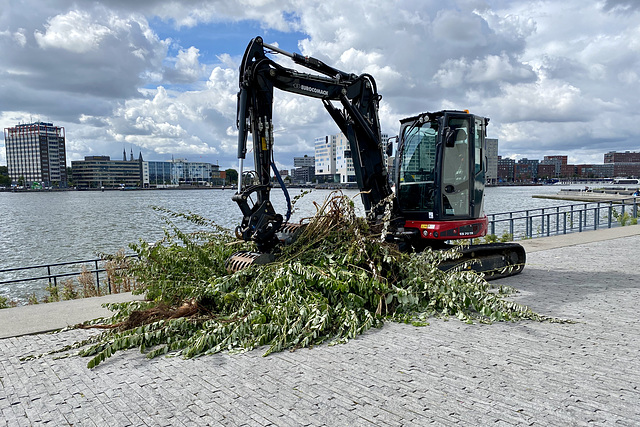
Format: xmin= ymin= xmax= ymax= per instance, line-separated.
xmin=441 ymin=116 xmax=471 ymax=217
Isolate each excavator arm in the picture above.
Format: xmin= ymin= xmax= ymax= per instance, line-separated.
xmin=233 ymin=36 xmax=393 ymax=252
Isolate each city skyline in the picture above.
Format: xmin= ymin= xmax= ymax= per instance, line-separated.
xmin=4 ymin=119 xmax=639 ymax=187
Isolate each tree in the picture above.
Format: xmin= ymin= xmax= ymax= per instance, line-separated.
xmin=0 ymin=166 xmax=10 ymax=187
xmin=66 ymin=167 xmax=74 ymax=187
xmin=225 ymin=168 xmax=238 ymax=185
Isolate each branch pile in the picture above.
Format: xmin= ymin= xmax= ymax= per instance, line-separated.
xmin=46 ymin=193 xmax=548 ymax=368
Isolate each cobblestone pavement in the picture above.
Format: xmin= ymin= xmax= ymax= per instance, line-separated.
xmin=1 ymin=235 xmax=639 ymax=426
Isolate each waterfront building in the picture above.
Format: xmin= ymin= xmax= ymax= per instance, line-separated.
xmin=3 ymin=121 xmax=67 ymax=187
xmin=73 ymin=155 xmax=223 ymax=189
xmin=560 ymin=164 xmax=577 ymax=178
xmin=604 ymin=151 xmax=640 ymax=163
xmin=293 ymin=166 xmax=315 ymax=184
xmin=485 ymin=138 xmax=498 ymax=185
xmin=540 ymin=155 xmax=567 ymax=178
xmin=387 ymin=156 xmax=395 ymax=182
xmin=314 ymin=135 xmax=337 ymax=183
xmin=576 ymin=164 xmax=614 ymax=178
xmin=611 ymin=163 xmax=640 ymax=178
xmin=537 ymin=164 xmax=556 ymax=180
xmin=143 ymin=159 xmax=222 ymax=187
xmin=72 ymin=155 xmax=143 ymax=188
xmin=146 ymin=161 xmax=173 ymax=186
xmin=315 ymin=132 xmax=388 ymax=185
xmin=497 ymin=156 xmax=515 ymax=182
xmin=171 ymin=159 xmax=221 ymax=185
xmin=335 ymin=132 xmax=356 ymax=184
xmin=515 ymin=158 xmax=539 ymax=181
xmin=604 ymin=151 xmax=640 ymax=177
xmin=294 ymin=155 xmax=315 ymax=168
xmin=293 ymin=155 xmax=316 ymax=184
xmin=544 ymin=155 xmax=568 ymax=165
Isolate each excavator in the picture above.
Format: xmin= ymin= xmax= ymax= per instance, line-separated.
xmin=227 ymin=36 xmax=525 ymax=279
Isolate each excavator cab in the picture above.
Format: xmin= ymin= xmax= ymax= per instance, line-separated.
xmin=395 ymin=111 xmax=488 ymax=245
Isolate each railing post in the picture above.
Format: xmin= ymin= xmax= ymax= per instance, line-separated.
xmin=509 ymin=212 xmax=514 ymax=238
xmin=570 ymin=205 xmax=574 ymax=231
xmin=608 ymin=203 xmax=613 ymax=229
xmin=94 ymin=260 xmax=100 ymax=294
xmin=579 ymin=210 xmax=583 ymax=232
xmin=47 ymin=265 xmax=52 ymax=289
xmin=563 ymin=212 xmax=567 ymax=234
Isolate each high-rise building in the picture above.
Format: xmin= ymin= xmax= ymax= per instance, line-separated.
xmin=4 ymin=122 xmax=67 ymax=187
xmin=315 ymin=132 xmax=388 ymax=185
xmin=314 ymin=135 xmax=337 ymax=182
xmin=485 ymin=138 xmax=498 ymax=184
xmin=335 ymin=132 xmax=355 ymax=184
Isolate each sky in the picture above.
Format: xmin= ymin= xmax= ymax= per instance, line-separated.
xmin=1 ymin=0 xmax=639 ymax=171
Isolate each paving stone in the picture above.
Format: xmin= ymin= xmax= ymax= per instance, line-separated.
xmin=2 ymin=233 xmax=640 ymax=425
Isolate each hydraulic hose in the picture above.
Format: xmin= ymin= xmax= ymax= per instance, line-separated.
xmin=271 ymin=162 xmax=292 ymax=222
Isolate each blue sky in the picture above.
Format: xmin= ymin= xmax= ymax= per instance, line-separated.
xmin=150 ymin=17 xmax=305 ymax=68
xmin=1 ymin=0 xmax=639 ymax=170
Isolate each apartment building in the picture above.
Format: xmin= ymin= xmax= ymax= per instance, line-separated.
xmin=4 ymin=122 xmax=67 ymax=187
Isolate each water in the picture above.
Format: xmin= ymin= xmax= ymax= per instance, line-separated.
xmin=0 ymin=184 xmax=581 ymax=301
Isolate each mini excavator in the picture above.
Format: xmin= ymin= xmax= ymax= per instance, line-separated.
xmin=227 ymin=36 xmax=525 ymax=279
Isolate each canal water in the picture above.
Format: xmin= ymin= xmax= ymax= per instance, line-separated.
xmin=0 ymin=184 xmax=581 ymax=301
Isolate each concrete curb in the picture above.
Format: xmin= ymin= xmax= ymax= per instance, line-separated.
xmin=0 ymin=292 xmax=144 ymax=339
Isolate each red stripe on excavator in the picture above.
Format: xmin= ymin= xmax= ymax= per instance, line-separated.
xmin=404 ymin=217 xmax=488 ymax=240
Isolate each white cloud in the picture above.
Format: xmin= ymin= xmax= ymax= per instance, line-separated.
xmin=2 ymin=0 xmax=640 ymax=169
xmin=34 ymin=10 xmax=112 ymax=53
xmin=163 ymin=46 xmax=205 ymax=83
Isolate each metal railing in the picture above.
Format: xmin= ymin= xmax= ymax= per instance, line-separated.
xmin=0 ymin=259 xmax=113 ymax=296
xmin=488 ymin=196 xmax=639 ymax=241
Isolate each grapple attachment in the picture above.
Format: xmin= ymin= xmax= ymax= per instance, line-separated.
xmin=225 ymin=252 xmax=275 ymax=273
xmin=225 ymin=222 xmax=308 ymax=273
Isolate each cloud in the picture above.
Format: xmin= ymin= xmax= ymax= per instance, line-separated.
xmin=34 ymin=10 xmax=112 ymax=53
xmin=1 ymin=0 xmax=640 ymax=170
